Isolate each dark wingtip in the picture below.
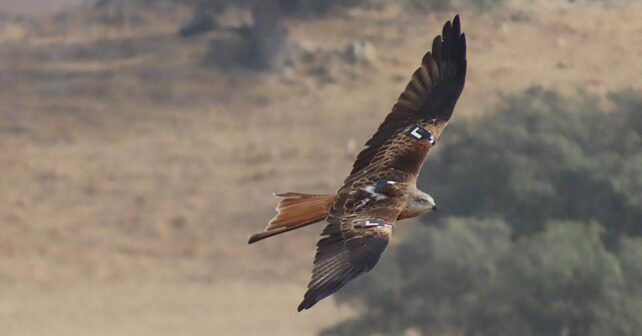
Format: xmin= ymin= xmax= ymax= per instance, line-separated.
xmin=297 ymin=299 xmax=315 ymax=312
xmin=453 ymin=15 xmax=461 ymax=37
xmin=442 ymin=19 xmax=452 ymax=39
xmin=247 ymin=233 xmax=262 ymax=244
xmin=443 ymin=15 xmax=462 ymax=40
xmin=436 ymin=15 xmax=465 ymax=56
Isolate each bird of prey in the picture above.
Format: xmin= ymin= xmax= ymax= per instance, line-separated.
xmin=249 ymin=15 xmax=467 ymax=311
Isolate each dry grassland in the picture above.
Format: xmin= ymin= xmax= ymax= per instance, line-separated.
xmin=0 ymin=1 xmax=641 ymax=334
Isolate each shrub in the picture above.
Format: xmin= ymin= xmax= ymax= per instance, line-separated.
xmin=421 ymin=87 xmax=642 ymax=241
xmin=324 ymin=219 xmax=642 ymax=336
xmin=323 ymin=88 xmax=642 ymax=336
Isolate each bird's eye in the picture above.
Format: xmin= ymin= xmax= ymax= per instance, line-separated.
xmin=417 ymin=198 xmax=427 ymax=204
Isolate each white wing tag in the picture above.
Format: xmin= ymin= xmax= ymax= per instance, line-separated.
xmin=364 ymin=220 xmax=381 ymax=227
xmin=406 ymin=125 xmax=435 ymax=145
xmin=355 ymin=220 xmax=384 ymax=228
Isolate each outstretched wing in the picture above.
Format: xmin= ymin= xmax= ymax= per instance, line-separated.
xmin=346 ymin=15 xmax=467 ymax=184
xmin=297 ymin=207 xmax=400 ymax=311
xmin=298 ymin=15 xmax=467 ymax=312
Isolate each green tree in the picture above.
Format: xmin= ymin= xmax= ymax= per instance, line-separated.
xmin=422 ymin=87 xmax=642 ymax=240
xmin=324 ymin=88 xmax=642 ymax=336
xmin=325 ymin=220 xmax=642 ymax=336
xmin=323 ymin=218 xmax=511 ymax=336
xmin=468 ymin=222 xmax=641 ymax=336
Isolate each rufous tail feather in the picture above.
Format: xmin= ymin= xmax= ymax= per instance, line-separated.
xmin=248 ymin=193 xmax=335 ymax=244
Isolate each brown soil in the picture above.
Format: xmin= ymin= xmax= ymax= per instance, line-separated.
xmin=0 ymin=1 xmax=641 ymax=334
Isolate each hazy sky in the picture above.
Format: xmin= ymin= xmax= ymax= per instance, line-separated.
xmin=0 ymin=0 xmax=85 ymax=16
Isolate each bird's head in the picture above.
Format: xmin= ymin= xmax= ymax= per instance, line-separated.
xmin=402 ymin=188 xmax=437 ymax=218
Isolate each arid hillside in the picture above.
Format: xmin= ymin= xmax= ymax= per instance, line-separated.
xmin=1 ymin=1 xmax=641 ymax=335
xmin=0 ymin=0 xmax=83 ymax=16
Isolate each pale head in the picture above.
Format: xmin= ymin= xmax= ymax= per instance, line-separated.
xmin=400 ymin=187 xmax=437 ymax=219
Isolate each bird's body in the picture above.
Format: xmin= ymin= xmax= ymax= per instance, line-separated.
xmin=249 ymin=15 xmax=467 ymax=311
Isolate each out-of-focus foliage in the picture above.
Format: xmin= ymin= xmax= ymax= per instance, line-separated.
xmin=177 ymin=0 xmax=507 ymax=69
xmin=400 ymin=0 xmax=504 ymax=11
xmin=324 ymin=88 xmax=642 ymax=336
xmin=468 ymin=222 xmax=641 ymax=336
xmin=286 ymin=0 xmax=506 ymax=13
xmin=325 ymin=220 xmax=642 ymax=336
xmin=425 ymin=87 xmax=642 ymax=240
xmin=181 ymin=0 xmax=505 ymax=17
xmin=283 ymin=0 xmax=367 ymax=14
xmin=324 ymin=218 xmax=510 ymax=336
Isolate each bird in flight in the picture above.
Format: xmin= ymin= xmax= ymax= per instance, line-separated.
xmin=249 ymin=15 xmax=467 ymax=311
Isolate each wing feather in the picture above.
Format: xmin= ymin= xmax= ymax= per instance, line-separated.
xmin=346 ymin=15 xmax=466 ymax=182
xmin=298 ymin=211 xmax=398 ymax=311
xmin=298 ymin=15 xmax=468 ymax=312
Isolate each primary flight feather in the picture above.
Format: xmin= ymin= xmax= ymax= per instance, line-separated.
xmin=249 ymin=15 xmax=467 ymax=311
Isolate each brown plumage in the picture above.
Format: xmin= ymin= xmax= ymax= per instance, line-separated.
xmin=248 ymin=193 xmax=336 ymax=244
xmin=248 ymin=15 xmax=467 ymax=311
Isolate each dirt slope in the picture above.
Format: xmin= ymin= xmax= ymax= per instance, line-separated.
xmin=0 ymin=1 xmax=641 ymax=335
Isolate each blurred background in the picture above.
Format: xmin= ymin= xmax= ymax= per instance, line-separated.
xmin=0 ymin=0 xmax=640 ymax=335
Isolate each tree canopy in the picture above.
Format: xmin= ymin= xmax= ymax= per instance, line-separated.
xmin=323 ymin=88 xmax=642 ymax=336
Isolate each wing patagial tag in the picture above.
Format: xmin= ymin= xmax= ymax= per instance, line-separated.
xmin=406 ymin=125 xmax=435 ymax=145
xmin=355 ymin=220 xmax=383 ymax=228
xmin=364 ymin=220 xmax=380 ymax=227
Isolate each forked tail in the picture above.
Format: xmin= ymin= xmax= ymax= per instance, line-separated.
xmin=248 ymin=192 xmax=336 ymax=244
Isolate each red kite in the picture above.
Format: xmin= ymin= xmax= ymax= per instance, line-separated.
xmin=249 ymin=15 xmax=467 ymax=311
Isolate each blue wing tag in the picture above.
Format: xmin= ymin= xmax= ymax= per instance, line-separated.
xmin=406 ymin=125 xmax=435 ymax=145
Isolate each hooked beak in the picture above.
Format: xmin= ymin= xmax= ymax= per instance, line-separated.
xmin=432 ymin=205 xmax=438 ymax=212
